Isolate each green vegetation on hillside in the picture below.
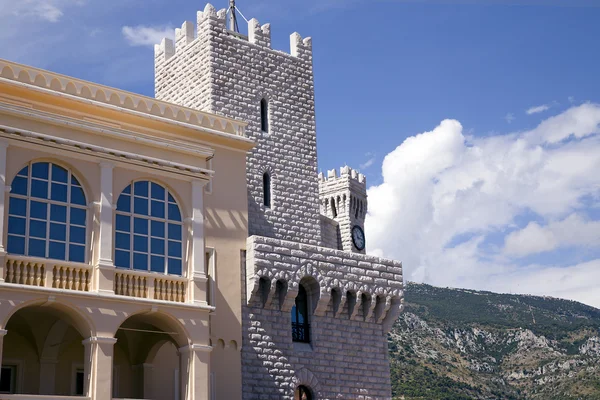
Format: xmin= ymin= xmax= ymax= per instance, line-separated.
xmin=389 ymin=283 xmax=600 ymax=400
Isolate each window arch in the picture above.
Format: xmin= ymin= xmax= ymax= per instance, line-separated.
xmin=291 ymin=285 xmax=310 ymax=343
xmin=294 ymin=385 xmax=313 ymax=400
xmin=114 ymin=181 xmax=183 ymax=276
xmin=7 ymin=162 xmax=87 ymax=262
xmin=263 ymin=172 xmax=271 ymax=208
xmin=260 ymin=98 xmax=269 ymax=133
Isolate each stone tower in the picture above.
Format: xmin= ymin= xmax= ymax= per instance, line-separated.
xmin=155 ymin=4 xmax=321 ymax=246
xmin=318 ymin=166 xmax=367 ymax=254
xmin=155 ymin=4 xmax=404 ymax=399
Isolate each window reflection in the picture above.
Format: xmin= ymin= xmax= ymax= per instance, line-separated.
xmin=7 ymin=162 xmax=87 ymax=262
xmin=114 ymin=181 xmax=184 ymax=275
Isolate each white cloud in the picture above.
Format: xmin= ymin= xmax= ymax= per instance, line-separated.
xmin=505 ymin=113 xmax=515 ymax=123
xmin=360 ymin=152 xmax=376 ymax=170
xmin=366 ymin=104 xmax=600 ymax=308
xmin=504 ymin=214 xmax=600 ymax=257
xmin=122 ymin=25 xmax=174 ymax=47
xmin=526 ymin=104 xmax=551 ymax=115
xmin=504 ymin=222 xmax=558 ymax=257
xmin=0 ymin=0 xmax=82 ymax=23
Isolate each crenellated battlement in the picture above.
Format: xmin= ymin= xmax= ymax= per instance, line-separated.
xmin=154 ymin=3 xmax=312 ymax=63
xmin=319 ymin=166 xmax=367 ymax=187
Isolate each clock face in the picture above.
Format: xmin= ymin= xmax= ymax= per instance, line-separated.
xmin=351 ymin=225 xmax=365 ymax=251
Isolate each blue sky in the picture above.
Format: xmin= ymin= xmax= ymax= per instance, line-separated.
xmin=1 ymin=0 xmax=600 ymax=307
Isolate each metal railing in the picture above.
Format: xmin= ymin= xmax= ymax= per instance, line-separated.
xmin=292 ymin=322 xmax=310 ymax=343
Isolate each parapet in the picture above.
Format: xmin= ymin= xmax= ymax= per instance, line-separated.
xmin=318 ymin=166 xmax=367 ymax=186
xmin=245 ymin=235 xmax=404 ymax=333
xmin=154 ymin=3 xmax=312 ymax=62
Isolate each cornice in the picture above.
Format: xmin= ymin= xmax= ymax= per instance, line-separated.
xmin=0 ymin=101 xmax=215 ymax=159
xmin=0 ymin=59 xmax=249 ymax=140
xmin=0 ymin=125 xmax=214 ymax=180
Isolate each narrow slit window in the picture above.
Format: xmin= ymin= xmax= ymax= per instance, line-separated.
xmin=263 ymin=172 xmax=271 ymax=208
xmin=260 ymin=98 xmax=269 ymax=133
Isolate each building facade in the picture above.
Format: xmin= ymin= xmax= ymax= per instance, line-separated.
xmin=155 ymin=4 xmax=404 ymax=400
xmin=0 ymin=3 xmax=404 ymax=400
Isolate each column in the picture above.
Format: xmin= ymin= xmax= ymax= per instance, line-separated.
xmin=0 ymin=329 xmax=7 ymax=382
xmin=190 ymin=180 xmax=208 ymax=305
xmin=0 ymin=141 xmax=9 ymax=275
xmin=179 ymin=344 xmax=212 ymax=400
xmin=83 ymin=336 xmax=117 ymax=400
xmin=94 ymin=162 xmax=115 ymax=294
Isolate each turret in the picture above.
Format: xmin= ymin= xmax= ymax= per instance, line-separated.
xmin=319 ymin=166 xmax=367 ymax=253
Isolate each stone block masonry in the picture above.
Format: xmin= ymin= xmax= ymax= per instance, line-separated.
xmin=155 ymin=4 xmax=322 ymax=245
xmin=243 ymin=235 xmax=404 ymax=399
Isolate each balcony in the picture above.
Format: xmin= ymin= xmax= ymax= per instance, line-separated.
xmin=2 ymin=254 xmax=192 ymax=305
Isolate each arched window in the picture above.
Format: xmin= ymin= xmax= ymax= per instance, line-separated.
xmin=263 ymin=172 xmax=271 ymax=208
xmin=260 ymin=98 xmax=269 ymax=133
xmin=7 ymin=162 xmax=87 ymax=262
xmin=291 ymin=285 xmax=310 ymax=343
xmin=114 ymin=181 xmax=183 ymax=275
xmin=330 ymin=197 xmax=337 ymax=218
xmin=294 ymin=385 xmax=313 ymax=400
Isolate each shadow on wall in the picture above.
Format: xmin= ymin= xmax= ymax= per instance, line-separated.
xmin=241 ymin=312 xmax=293 ymax=399
xmin=247 ymin=195 xmax=275 ymax=239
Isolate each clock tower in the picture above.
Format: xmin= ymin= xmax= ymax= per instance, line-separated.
xmin=318 ymin=166 xmax=367 ymax=254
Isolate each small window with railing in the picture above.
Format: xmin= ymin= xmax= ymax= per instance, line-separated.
xmin=291 ymin=285 xmax=310 ymax=343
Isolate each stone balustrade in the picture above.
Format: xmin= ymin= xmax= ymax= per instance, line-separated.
xmin=3 ymin=255 xmax=188 ymax=304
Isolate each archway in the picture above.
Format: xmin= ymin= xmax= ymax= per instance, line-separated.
xmin=112 ymin=312 xmax=189 ymax=400
xmin=294 ymin=385 xmax=313 ymax=400
xmin=1 ymin=303 xmax=91 ymax=395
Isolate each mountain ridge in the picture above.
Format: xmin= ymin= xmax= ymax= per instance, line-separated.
xmin=389 ymin=282 xmax=600 ymax=399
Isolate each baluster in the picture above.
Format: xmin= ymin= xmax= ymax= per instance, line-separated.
xmin=34 ymin=265 xmax=41 ymax=286
xmin=83 ymin=270 xmax=89 ymax=291
xmin=170 ymin=281 xmax=175 ymax=302
xmin=67 ymin=268 xmax=73 ymax=290
xmin=155 ymin=279 xmax=162 ymax=300
xmin=125 ymin=275 xmax=131 ymax=296
xmin=85 ymin=269 xmax=90 ymax=292
xmin=58 ymin=267 xmax=67 ymax=289
xmin=6 ymin=260 xmax=13 ymax=283
xmin=137 ymin=276 xmax=142 ymax=297
xmin=132 ymin=275 xmax=137 ymax=297
xmin=119 ymin=274 xmax=125 ymax=295
xmin=52 ymin=266 xmax=58 ymax=288
xmin=25 ymin=264 xmax=32 ymax=286
xmin=143 ymin=278 xmax=148 ymax=298
xmin=74 ymin=269 xmax=81 ymax=291
xmin=175 ymin=282 xmax=181 ymax=302
xmin=31 ymin=264 xmax=37 ymax=286
xmin=114 ymin=274 xmax=119 ymax=294
xmin=15 ymin=262 xmax=22 ymax=284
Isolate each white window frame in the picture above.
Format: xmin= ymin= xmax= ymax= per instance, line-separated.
xmin=7 ymin=161 xmax=89 ymax=263
xmin=114 ymin=181 xmax=185 ymax=276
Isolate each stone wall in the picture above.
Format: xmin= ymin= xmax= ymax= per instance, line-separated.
xmin=244 ymin=235 xmax=404 ymax=399
xmin=155 ymin=4 xmax=322 ymax=245
xmin=319 ymin=214 xmax=340 ymax=250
